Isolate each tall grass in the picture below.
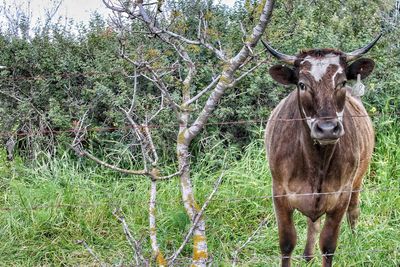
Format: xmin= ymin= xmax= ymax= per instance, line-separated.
xmin=0 ymin=117 xmax=399 ymax=266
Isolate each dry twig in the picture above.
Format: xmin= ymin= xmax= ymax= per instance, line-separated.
xmin=113 ymin=208 xmax=148 ymax=266
xmin=76 ymin=240 xmax=108 ymax=267
xmin=232 ymin=217 xmax=270 ymax=266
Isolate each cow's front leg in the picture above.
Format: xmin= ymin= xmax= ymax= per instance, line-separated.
xmin=274 ymin=197 xmax=297 ymax=267
xmin=319 ymin=208 xmax=347 ymax=267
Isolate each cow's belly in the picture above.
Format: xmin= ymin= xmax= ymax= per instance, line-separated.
xmin=275 ymin=182 xmax=353 ymax=221
xmin=289 ymin=193 xmax=350 ymax=221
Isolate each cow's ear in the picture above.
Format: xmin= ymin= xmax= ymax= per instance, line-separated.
xmin=346 ymin=58 xmax=375 ymax=80
xmin=269 ymin=65 xmax=297 ymax=85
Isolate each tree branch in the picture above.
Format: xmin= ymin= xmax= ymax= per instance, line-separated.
xmin=230 ymin=60 xmax=267 ymax=86
xmin=187 ymin=0 xmax=276 ymax=141
xmin=102 ymin=0 xmax=127 ymax=13
xmin=0 ymin=89 xmax=24 ymax=103
xmin=106 ymin=0 xmax=226 ymax=61
xmin=76 ymin=149 xmax=149 ymax=176
xmin=71 ymin=112 xmax=149 ymax=176
xmin=231 ymin=217 xmax=269 ymax=266
xmin=145 ymin=66 xmax=181 ymax=114
xmin=147 ymin=93 xmax=164 ymax=123
xmin=185 ymin=75 xmax=221 ymax=106
xmin=168 ymin=171 xmax=225 ymax=266
xmin=128 ymin=68 xmax=138 ymax=114
xmin=123 ymin=58 xmax=180 ymax=115
xmin=119 ymin=107 xmax=158 ymax=166
xmin=76 ymin=240 xmax=108 ymax=267
xmin=163 ymin=29 xmax=226 ymax=61
xmin=156 ymin=167 xmax=184 ymax=180
xmin=149 ymin=180 xmax=167 ymax=266
xmin=113 ymin=208 xmax=148 ymax=266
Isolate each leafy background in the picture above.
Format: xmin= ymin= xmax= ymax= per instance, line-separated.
xmin=0 ymin=0 xmax=399 ymax=266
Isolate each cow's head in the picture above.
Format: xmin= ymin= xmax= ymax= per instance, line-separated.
xmin=263 ymin=35 xmax=380 ymax=145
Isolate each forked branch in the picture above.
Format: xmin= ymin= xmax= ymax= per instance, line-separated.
xmin=113 ymin=208 xmax=149 ymax=266
xmin=71 ymin=112 xmax=149 ymax=176
xmin=104 ymin=0 xmax=226 ymax=61
xmin=187 ymin=0 xmax=276 ymax=141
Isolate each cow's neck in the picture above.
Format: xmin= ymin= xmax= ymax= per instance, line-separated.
xmin=314 ymin=142 xmax=337 ymax=176
xmin=301 ymin=127 xmax=337 ymax=168
xmin=300 ymin=116 xmax=338 ymax=194
xmin=296 ymin=90 xmax=338 ymax=176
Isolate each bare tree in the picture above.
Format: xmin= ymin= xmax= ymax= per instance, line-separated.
xmin=74 ymin=0 xmax=276 ymax=266
xmin=42 ymin=0 xmax=64 ymax=33
xmin=1 ymin=0 xmax=33 ymax=38
xmin=0 ymin=0 xmax=63 ymax=38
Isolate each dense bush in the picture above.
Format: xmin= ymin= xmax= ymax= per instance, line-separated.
xmin=0 ymin=1 xmax=399 ymax=265
xmin=0 ymin=0 xmax=398 ymax=161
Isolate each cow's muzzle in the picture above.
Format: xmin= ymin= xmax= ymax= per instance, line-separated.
xmin=310 ymin=119 xmax=344 ymax=145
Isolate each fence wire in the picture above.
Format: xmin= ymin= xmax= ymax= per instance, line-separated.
xmin=0 ymin=70 xmax=127 ymax=82
xmin=75 ymin=248 xmax=398 ymax=265
xmin=109 ymin=247 xmax=398 ymax=265
xmin=0 ymin=74 xmax=397 ymax=264
xmin=1 ymin=185 xmax=398 ymax=212
xmin=234 ymin=249 xmax=399 ymax=264
xmin=219 ymin=185 xmax=399 ymax=203
xmin=0 ymin=114 xmax=387 ymax=138
xmin=165 ymin=248 xmax=399 ymax=264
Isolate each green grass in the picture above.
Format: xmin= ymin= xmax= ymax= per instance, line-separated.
xmin=0 ymin=118 xmax=399 ymax=266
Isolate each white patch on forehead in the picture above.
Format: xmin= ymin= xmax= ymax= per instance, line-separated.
xmin=301 ymin=54 xmax=343 ymax=84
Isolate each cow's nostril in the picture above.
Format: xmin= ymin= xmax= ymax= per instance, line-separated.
xmin=315 ymin=124 xmax=324 ymax=134
xmin=333 ymin=124 xmax=340 ymax=135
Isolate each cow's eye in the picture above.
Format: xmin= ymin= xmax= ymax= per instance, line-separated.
xmin=298 ymin=82 xmax=306 ymax=91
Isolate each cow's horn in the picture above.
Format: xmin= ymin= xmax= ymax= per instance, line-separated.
xmin=261 ymin=40 xmax=296 ymax=65
xmin=345 ymin=33 xmax=382 ymax=62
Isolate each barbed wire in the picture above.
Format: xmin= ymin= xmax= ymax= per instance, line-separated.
xmin=233 ymin=249 xmax=398 ymax=264
xmin=216 ymin=185 xmax=398 ymax=203
xmin=1 ymin=71 xmax=397 ymax=266
xmin=1 ymin=185 xmax=398 ymax=212
xmin=0 ymin=64 xmax=180 ymax=82
xmin=0 ymin=70 xmax=129 ymax=82
xmin=0 ymin=113 xmax=388 ymax=138
xmin=84 ymin=248 xmax=397 ymax=265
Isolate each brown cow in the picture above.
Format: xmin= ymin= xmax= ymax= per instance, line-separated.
xmin=263 ymin=35 xmax=380 ymax=267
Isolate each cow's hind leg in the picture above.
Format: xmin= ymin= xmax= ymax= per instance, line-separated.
xmin=347 ymin=176 xmax=363 ymax=230
xmin=303 ymin=217 xmax=320 ymax=262
xmin=346 ymin=190 xmax=361 ymax=231
xmin=320 ymin=209 xmax=347 ymax=267
xmin=274 ymin=197 xmax=297 ymax=267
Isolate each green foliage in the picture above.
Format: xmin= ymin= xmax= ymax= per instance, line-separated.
xmin=0 ymin=0 xmax=399 ymax=160
xmin=0 ymin=126 xmax=398 ymax=265
xmin=0 ymin=0 xmax=399 ymax=265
